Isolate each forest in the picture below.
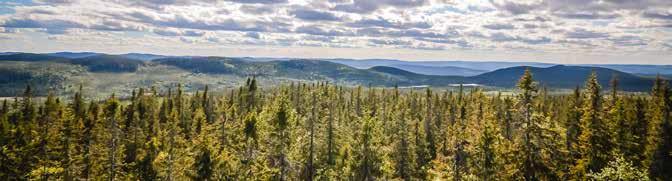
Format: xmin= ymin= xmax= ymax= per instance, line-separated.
xmin=0 ymin=69 xmax=670 ymax=180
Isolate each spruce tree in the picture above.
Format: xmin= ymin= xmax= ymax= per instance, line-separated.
xmin=269 ymin=96 xmax=291 ymax=180
xmin=353 ymin=112 xmax=382 ymax=180
xmin=575 ymin=71 xmax=612 ymax=178
xmin=566 ymin=86 xmax=582 ymax=165
xmin=517 ymin=69 xmax=542 ymax=180
xmin=644 ymin=76 xmax=672 ymax=179
xmin=393 ymin=101 xmax=412 ymax=181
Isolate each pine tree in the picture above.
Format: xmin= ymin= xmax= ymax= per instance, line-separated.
xmin=242 ymin=111 xmax=259 ymax=178
xmin=475 ymin=115 xmax=500 ymax=181
xmin=102 ymin=95 xmax=126 ymax=180
xmin=352 ymin=112 xmax=382 ymax=180
xmin=628 ymin=97 xmax=648 ymax=166
xmin=269 ymin=95 xmax=292 ymax=180
xmin=644 ymin=76 xmax=672 ymax=179
xmin=517 ymin=69 xmax=542 ymax=180
xmin=393 ymin=100 xmax=412 ymax=181
xmin=81 ymin=101 xmax=100 ymax=180
xmin=424 ymin=88 xmax=437 ymax=161
xmin=156 ymin=104 xmax=192 ymax=180
xmin=610 ymin=78 xmax=634 ymax=156
xmin=302 ymin=91 xmax=317 ymax=180
xmin=31 ymin=91 xmax=63 ymax=180
xmin=574 ymin=71 xmax=612 ymax=178
xmin=193 ymin=146 xmax=213 ymax=180
xmin=566 ymin=86 xmax=582 ymax=165
xmin=6 ymin=85 xmax=39 ymax=180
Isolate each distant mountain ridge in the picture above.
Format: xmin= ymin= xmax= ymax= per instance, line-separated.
xmin=472 ymin=65 xmax=653 ymax=91
xmin=328 ymin=59 xmax=672 ymax=76
xmin=4 ymin=51 xmax=670 ymax=75
xmin=0 ymin=52 xmax=664 ymax=94
xmin=48 ymin=52 xmax=100 ymax=59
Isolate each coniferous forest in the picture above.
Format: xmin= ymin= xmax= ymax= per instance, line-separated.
xmin=1 ymin=70 xmax=671 ymax=181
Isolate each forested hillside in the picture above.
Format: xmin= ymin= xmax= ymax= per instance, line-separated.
xmin=0 ymin=53 xmax=660 ymax=96
xmin=1 ymin=70 xmax=670 ymax=180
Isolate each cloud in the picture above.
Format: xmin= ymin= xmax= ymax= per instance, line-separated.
xmin=154 ymin=28 xmax=181 ymax=36
xmin=565 ymin=28 xmax=610 ymax=39
xmin=368 ymin=38 xmax=412 ymax=46
xmin=179 ymin=37 xmax=195 ymax=43
xmin=33 ymin=0 xmax=78 ymax=5
xmin=489 ymin=0 xmax=545 ymax=15
xmin=113 ymin=0 xmax=220 ymax=10
xmin=490 ymin=0 xmax=672 ymax=21
xmin=90 ymin=20 xmax=145 ymax=32
xmin=245 ymin=32 xmax=261 ymax=39
xmin=415 ymin=37 xmax=471 ymax=48
xmin=664 ymin=42 xmax=672 ymax=48
xmin=553 ymin=11 xmax=620 ymax=19
xmin=333 ymin=0 xmax=428 ymax=13
xmin=184 ymin=30 xmax=205 ymax=37
xmin=347 ymin=17 xmax=432 ymax=29
xmin=609 ymin=35 xmax=647 ymax=46
xmin=0 ymin=18 xmax=88 ymax=34
xmin=0 ymin=0 xmax=670 ymax=60
xmin=291 ymin=9 xmax=341 ymax=21
xmin=153 ymin=28 xmax=204 ymax=37
xmin=643 ymin=10 xmax=672 ymax=20
xmin=240 ymin=5 xmax=276 ymax=14
xmin=482 ymin=23 xmax=515 ymax=30
xmin=227 ymin=0 xmax=288 ymax=4
xmin=1 ymin=18 xmax=85 ymax=29
xmin=489 ymin=32 xmax=551 ymax=44
xmin=295 ymin=25 xmax=354 ymax=36
xmin=148 ymin=15 xmax=292 ymax=33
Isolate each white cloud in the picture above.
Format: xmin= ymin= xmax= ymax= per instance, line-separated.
xmin=0 ymin=0 xmax=670 ymax=64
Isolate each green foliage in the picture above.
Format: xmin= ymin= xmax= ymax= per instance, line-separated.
xmin=0 ymin=73 xmax=666 ymax=180
xmin=0 ymin=53 xmax=659 ymax=97
xmin=589 ymin=154 xmax=649 ymax=181
xmin=573 ymin=71 xmax=614 ymax=179
xmin=643 ymin=76 xmax=672 ymax=180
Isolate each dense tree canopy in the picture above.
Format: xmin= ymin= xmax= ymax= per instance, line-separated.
xmin=0 ymin=75 xmax=669 ymax=180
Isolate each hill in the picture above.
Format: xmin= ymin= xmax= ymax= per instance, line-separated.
xmin=0 ymin=53 xmax=144 ymax=72
xmin=70 ymin=55 xmax=145 ymax=72
xmin=328 ymin=59 xmax=672 ymax=77
xmin=328 ymin=59 xmax=556 ymax=71
xmin=153 ymin=57 xmax=244 ymax=74
xmin=153 ymin=57 xmax=397 ymax=85
xmin=120 ymin=53 xmax=169 ymax=61
xmin=0 ymin=53 xmax=67 ymax=62
xmin=585 ymin=64 xmax=672 ymax=75
xmin=385 ymin=64 xmax=486 ymax=76
xmin=0 ymin=52 xmax=662 ymax=96
xmin=473 ymin=65 xmax=653 ymax=91
xmin=48 ymin=52 xmax=100 ymax=59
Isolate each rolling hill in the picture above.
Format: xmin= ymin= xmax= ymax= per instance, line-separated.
xmin=0 ymin=53 xmax=144 ymax=72
xmin=382 ymin=64 xmax=486 ymax=76
xmin=472 ymin=65 xmax=653 ymax=91
xmin=327 ymin=59 xmax=672 ymax=77
xmin=0 ymin=53 xmax=68 ymax=62
xmin=328 ymin=59 xmax=556 ymax=72
xmin=48 ymin=52 xmax=100 ymax=59
xmin=0 ymin=52 xmax=663 ymax=96
xmin=120 ymin=53 xmax=169 ymax=61
xmin=70 ymin=55 xmax=145 ymax=72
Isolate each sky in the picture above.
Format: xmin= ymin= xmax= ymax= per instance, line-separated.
xmin=0 ymin=0 xmax=671 ymax=64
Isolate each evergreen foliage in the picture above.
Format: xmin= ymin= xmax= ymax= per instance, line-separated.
xmin=0 ymin=72 xmax=669 ymax=180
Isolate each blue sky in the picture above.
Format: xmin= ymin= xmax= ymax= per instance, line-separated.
xmin=0 ymin=0 xmax=671 ymax=64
